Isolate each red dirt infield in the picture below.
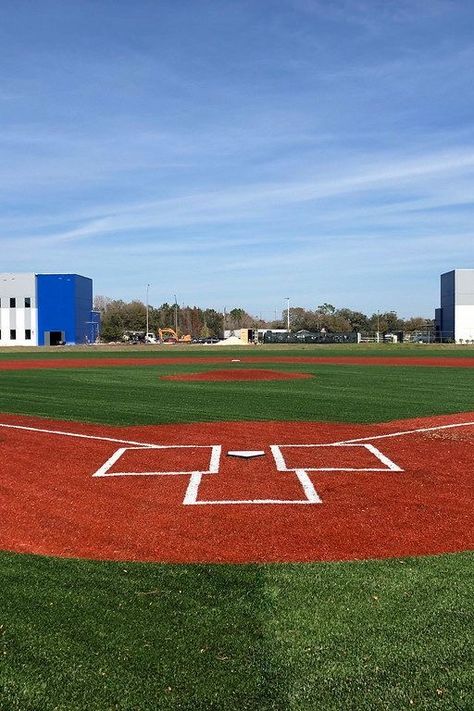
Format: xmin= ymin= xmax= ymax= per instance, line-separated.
xmin=0 ymin=412 xmax=472 ymax=564
xmin=161 ymin=369 xmax=313 ymax=381
xmin=0 ymin=355 xmax=474 ymax=370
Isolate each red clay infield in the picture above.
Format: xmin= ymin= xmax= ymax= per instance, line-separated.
xmin=0 ymin=355 xmax=474 ymax=370
xmin=0 ymin=412 xmax=472 ymax=563
xmin=162 ymin=369 xmax=313 ymax=381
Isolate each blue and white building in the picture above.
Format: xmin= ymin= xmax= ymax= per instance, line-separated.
xmin=435 ymin=269 xmax=474 ymax=342
xmin=0 ymin=273 xmax=100 ymax=346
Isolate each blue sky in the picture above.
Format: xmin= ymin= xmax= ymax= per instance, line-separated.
xmin=1 ymin=0 xmax=473 ymax=319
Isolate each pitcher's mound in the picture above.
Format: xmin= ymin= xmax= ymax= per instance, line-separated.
xmin=162 ymin=369 xmax=313 ymax=381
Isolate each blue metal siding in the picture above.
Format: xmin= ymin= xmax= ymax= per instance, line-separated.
xmin=440 ymin=271 xmax=455 ymax=339
xmin=74 ymin=276 xmax=93 ymax=343
xmin=36 ymin=274 xmax=93 ymax=345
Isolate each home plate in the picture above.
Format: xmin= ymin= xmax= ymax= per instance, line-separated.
xmin=227 ymin=450 xmax=265 ymax=458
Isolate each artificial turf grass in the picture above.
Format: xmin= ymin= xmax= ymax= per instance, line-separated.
xmin=0 ymin=362 xmax=473 ymax=426
xmin=1 ymin=354 xmax=472 ymax=710
xmin=1 ymin=343 xmax=474 ymax=360
xmin=0 ymin=552 xmax=472 ymax=711
xmin=266 ymin=553 xmax=474 ymax=710
xmin=0 ymin=554 xmax=281 ymax=711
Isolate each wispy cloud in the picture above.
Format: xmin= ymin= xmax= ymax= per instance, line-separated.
xmin=291 ymin=0 xmax=455 ymax=29
xmin=2 ymin=146 xmax=470 ymax=244
xmin=1 ymin=0 xmax=474 ymax=317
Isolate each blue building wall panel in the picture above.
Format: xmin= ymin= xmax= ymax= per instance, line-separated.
xmin=440 ymin=271 xmax=455 ymax=339
xmin=37 ymin=274 xmax=93 ymax=345
xmin=74 ymin=275 xmax=93 ymax=344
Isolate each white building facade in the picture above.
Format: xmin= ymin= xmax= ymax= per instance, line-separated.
xmin=0 ymin=272 xmax=98 ymax=347
xmin=0 ymin=273 xmax=38 ymax=346
xmin=435 ymin=269 xmax=474 ymax=342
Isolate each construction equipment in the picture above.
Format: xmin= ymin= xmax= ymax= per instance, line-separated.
xmin=158 ymin=328 xmax=192 ymax=344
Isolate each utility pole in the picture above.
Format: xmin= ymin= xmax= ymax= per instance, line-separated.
xmin=146 ymin=283 xmax=150 ymax=338
xmin=286 ymin=297 xmax=290 ymax=333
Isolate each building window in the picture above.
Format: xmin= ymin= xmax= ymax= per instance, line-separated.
xmin=25 ymin=297 xmax=31 ymax=308
xmin=10 ymin=297 xmax=16 ymax=308
xmin=10 ymin=329 xmax=16 ymax=340
xmin=25 ymin=329 xmax=31 ymax=340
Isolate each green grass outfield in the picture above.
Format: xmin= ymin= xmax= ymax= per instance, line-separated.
xmin=0 ymin=345 xmax=473 ymax=710
xmin=0 ymin=342 xmax=474 ymax=359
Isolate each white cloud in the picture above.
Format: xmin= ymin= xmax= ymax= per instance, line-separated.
xmin=1 ymin=145 xmax=471 ymax=245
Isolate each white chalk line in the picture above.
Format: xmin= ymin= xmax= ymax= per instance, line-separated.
xmin=93 ymin=445 xmax=222 ymax=478
xmin=270 ymin=443 xmax=402 ymax=473
xmin=331 ymin=420 xmax=474 ymax=446
xmin=0 ymin=422 xmax=160 ymax=448
xmin=1 ymin=418 xmax=472 ymax=450
xmin=2 ymin=416 xmax=472 ymax=506
xmin=183 ymin=470 xmax=322 ymax=505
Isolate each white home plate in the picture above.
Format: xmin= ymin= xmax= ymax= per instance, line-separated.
xmin=227 ymin=450 xmax=265 ymax=458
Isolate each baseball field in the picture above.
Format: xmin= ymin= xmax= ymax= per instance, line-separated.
xmin=0 ymin=344 xmax=473 ymax=710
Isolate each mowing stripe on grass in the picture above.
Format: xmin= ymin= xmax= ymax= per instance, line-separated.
xmin=1 ymin=551 xmax=472 ymax=710
xmin=0 ymin=363 xmax=474 ymax=426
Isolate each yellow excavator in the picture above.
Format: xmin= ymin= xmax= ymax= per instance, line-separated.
xmin=158 ymin=328 xmax=191 ymax=344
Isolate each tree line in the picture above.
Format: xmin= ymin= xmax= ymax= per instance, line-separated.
xmin=94 ymin=296 xmax=433 ymax=342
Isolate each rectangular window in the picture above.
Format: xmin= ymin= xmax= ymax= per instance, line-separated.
xmin=10 ymin=297 xmax=16 ymax=308
xmin=25 ymin=297 xmax=31 ymax=308
xmin=25 ymin=329 xmax=31 ymax=340
xmin=10 ymin=329 xmax=16 ymax=340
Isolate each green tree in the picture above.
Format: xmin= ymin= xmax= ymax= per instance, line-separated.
xmin=228 ymin=308 xmax=245 ymax=328
xmin=203 ymin=309 xmax=224 ymax=337
xmin=369 ymin=311 xmax=403 ymax=333
xmin=123 ymin=300 xmax=147 ymax=331
xmin=100 ymin=309 xmax=125 ymax=341
xmin=317 ymin=303 xmax=336 ymax=315
xmin=336 ymin=309 xmax=370 ymax=332
xmin=403 ymin=316 xmax=431 ymax=332
xmin=200 ymin=323 xmax=211 ymax=339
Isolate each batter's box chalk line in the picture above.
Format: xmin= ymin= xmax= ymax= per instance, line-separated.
xmin=91 ymin=441 xmax=403 ymax=504
xmin=8 ymin=418 xmax=473 ymax=506
xmin=92 ymin=445 xmax=222 ymax=477
xmin=271 ymin=443 xmax=403 ymax=473
xmin=184 ymin=443 xmax=403 ymax=506
xmin=183 ymin=468 xmax=323 ymax=506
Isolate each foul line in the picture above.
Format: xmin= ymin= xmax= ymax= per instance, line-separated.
xmin=0 ymin=418 xmax=473 ymax=451
xmin=0 ymin=422 xmax=160 ymax=448
xmin=331 ymin=420 xmax=474 ymax=446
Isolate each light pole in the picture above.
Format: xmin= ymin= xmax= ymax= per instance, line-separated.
xmin=174 ymin=294 xmax=178 ymax=335
xmin=286 ymin=297 xmax=290 ymax=333
xmin=146 ymin=283 xmax=150 ymax=338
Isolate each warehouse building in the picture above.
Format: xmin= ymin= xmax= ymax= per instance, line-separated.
xmin=0 ymin=273 xmax=99 ymax=346
xmin=435 ymin=269 xmax=474 ymax=342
